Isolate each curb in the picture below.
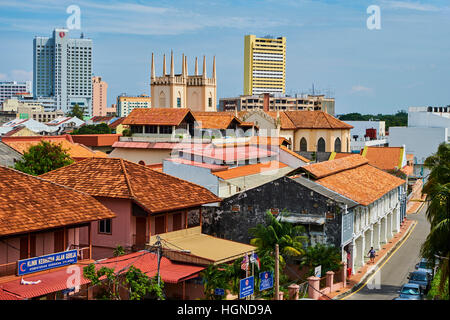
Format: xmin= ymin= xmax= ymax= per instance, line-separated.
xmin=407 ymin=198 xmax=426 ymax=215
xmin=333 ymin=220 xmax=417 ymax=300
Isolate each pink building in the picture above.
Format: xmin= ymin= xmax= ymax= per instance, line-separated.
xmin=92 ymin=76 xmax=115 ymax=117
xmin=40 ymin=158 xmax=221 ymax=260
xmin=0 ymin=165 xmax=116 ymax=278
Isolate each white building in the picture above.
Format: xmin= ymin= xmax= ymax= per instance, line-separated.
xmin=389 ymin=106 xmax=450 ymax=169
xmin=33 ymin=28 xmax=92 ymax=116
xmin=0 ymin=81 xmax=32 ymax=106
xmin=345 ymin=120 xmax=387 ymax=152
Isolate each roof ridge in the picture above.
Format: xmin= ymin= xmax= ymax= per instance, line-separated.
xmin=120 ymin=158 xmax=135 ymax=199
xmin=322 ymin=112 xmax=334 ymax=128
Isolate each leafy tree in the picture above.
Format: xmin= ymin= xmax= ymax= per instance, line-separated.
xmin=68 ymin=103 xmax=85 ymax=120
xmin=249 ymin=211 xmax=308 ymax=263
xmin=201 ymin=264 xmax=232 ymax=300
xmin=71 ymin=123 xmax=111 ymax=135
xmin=299 ymin=244 xmax=342 ymax=276
xmin=113 ymin=245 xmax=125 ymax=257
xmin=83 ymin=263 xmax=165 ymax=300
xmin=122 ymin=128 xmax=132 ymax=137
xmin=420 ymin=143 xmax=450 ymax=298
xmin=338 ymin=110 xmax=407 ymax=130
xmin=14 ymin=140 xmax=74 ymax=175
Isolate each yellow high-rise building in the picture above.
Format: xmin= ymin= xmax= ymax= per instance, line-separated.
xmin=244 ymin=35 xmax=286 ymax=96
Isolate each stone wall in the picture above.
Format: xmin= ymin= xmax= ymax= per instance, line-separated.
xmin=202 ymin=176 xmax=343 ymax=247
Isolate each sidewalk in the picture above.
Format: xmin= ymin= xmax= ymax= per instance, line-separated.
xmin=329 ymin=218 xmax=416 ymax=300
xmin=406 ymin=194 xmax=426 ymax=214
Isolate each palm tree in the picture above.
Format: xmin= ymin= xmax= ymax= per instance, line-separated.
xmin=421 ymin=143 xmax=450 ymax=298
xmin=249 ymin=211 xmax=308 ymax=265
xmin=201 ymin=264 xmax=231 ymax=300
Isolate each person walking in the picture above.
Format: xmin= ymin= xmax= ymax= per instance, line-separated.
xmin=368 ymin=247 xmax=376 ymax=264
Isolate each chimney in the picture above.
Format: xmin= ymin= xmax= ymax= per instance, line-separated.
xmin=263 ymin=93 xmax=270 ymax=112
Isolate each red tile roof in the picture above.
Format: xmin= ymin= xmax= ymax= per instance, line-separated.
xmin=302 ymin=154 xmax=369 ymax=179
xmin=213 ymin=161 xmax=287 ymax=180
xmin=108 ymin=117 xmax=126 ymax=129
xmin=122 ymin=108 xmax=195 ymax=126
xmin=40 ymin=158 xmax=221 ymax=214
xmin=180 ymin=145 xmax=276 ymax=162
xmin=362 ymin=146 xmax=404 ymax=171
xmin=94 ymin=251 xmax=204 ymax=284
xmin=0 ymin=166 xmax=116 ymax=237
xmin=192 ymin=112 xmax=242 ymax=130
xmin=267 ymin=111 xmax=353 ymax=130
xmin=1 ymin=135 xmax=108 ymax=160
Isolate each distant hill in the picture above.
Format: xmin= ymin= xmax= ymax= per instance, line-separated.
xmin=337 ymin=110 xmax=407 ymax=130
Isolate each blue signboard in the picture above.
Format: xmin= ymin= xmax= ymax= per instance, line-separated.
xmin=259 ymin=271 xmax=273 ymax=291
xmin=214 ymin=288 xmax=225 ymax=296
xmin=239 ymin=276 xmax=254 ymax=299
xmin=17 ymin=250 xmax=78 ymax=276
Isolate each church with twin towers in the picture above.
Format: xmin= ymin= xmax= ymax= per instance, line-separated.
xmin=150 ymin=52 xmax=217 ymax=112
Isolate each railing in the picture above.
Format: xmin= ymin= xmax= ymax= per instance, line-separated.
xmin=68 ymin=244 xmax=91 ymax=261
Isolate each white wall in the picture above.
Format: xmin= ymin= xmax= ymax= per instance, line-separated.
xmin=389 ymin=127 xmax=448 ymax=164
xmin=408 ymin=111 xmax=450 ymax=128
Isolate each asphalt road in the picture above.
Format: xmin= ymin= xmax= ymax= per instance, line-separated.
xmin=346 ymin=204 xmax=430 ymax=300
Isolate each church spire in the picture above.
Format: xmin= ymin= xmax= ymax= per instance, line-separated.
xmin=163 ymin=54 xmax=166 ymax=75
xmin=151 ymin=53 xmax=155 ymax=80
xmin=202 ymin=55 xmax=206 ymax=78
xmin=195 ymin=57 xmax=199 ymax=76
xmin=170 ymin=50 xmax=174 ymax=77
xmin=212 ymin=56 xmax=216 ymax=80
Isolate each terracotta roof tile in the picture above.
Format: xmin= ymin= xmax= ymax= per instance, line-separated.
xmin=315 ymin=164 xmax=405 ymax=206
xmin=266 ymin=111 xmax=296 ymax=129
xmin=192 ymin=112 xmax=242 ymax=130
xmin=122 ymin=108 xmax=194 ymax=126
xmin=0 ymin=166 xmax=116 ymax=237
xmin=40 ymin=158 xmax=221 ymax=214
xmin=266 ymin=111 xmax=353 ymax=130
xmin=1 ymin=136 xmax=107 ymax=160
xmin=303 ymin=154 xmax=369 ymax=179
xmin=362 ymin=146 xmax=404 ymax=171
xmin=212 ymin=161 xmax=287 ymax=180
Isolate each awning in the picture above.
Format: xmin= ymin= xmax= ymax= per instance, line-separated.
xmin=148 ymin=226 xmax=256 ymax=265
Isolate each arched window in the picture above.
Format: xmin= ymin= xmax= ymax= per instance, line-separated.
xmin=159 ymin=91 xmax=166 ymax=107
xmin=334 ymin=137 xmax=342 ymax=153
xmin=300 ymin=137 xmax=307 ymax=151
xmin=317 ymin=138 xmax=326 ymax=152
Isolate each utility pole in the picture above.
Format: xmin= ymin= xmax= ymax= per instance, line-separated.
xmin=275 ymin=244 xmax=279 ymax=300
xmin=155 ymin=235 xmax=162 ymax=287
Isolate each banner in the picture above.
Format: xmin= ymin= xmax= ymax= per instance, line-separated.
xmin=17 ymin=250 xmax=78 ymax=276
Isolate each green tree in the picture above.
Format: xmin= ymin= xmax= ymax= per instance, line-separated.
xmin=420 ymin=143 xmax=450 ymax=298
xmin=125 ymin=266 xmax=165 ymax=300
xmin=338 ymin=110 xmax=407 ymax=130
xmin=71 ymin=123 xmax=111 ymax=135
xmin=249 ymin=211 xmax=308 ymax=263
xmin=14 ymin=140 xmax=74 ymax=175
xmin=113 ymin=245 xmax=125 ymax=257
xmin=201 ymin=264 xmax=232 ymax=300
xmin=299 ymin=244 xmax=342 ymax=276
xmin=68 ymin=103 xmax=85 ymax=119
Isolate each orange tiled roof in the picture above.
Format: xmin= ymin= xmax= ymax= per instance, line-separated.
xmin=193 ymin=112 xmax=242 ymax=130
xmin=362 ymin=146 xmax=404 ymax=171
xmin=333 ymin=153 xmax=355 ymax=160
xmin=122 ymin=108 xmax=194 ymax=126
xmin=0 ymin=166 xmax=116 ymax=237
xmin=280 ymin=146 xmax=310 ymax=163
xmin=2 ymin=136 xmax=107 ymax=160
xmin=108 ymin=117 xmax=126 ymax=129
xmin=213 ymin=161 xmax=287 ymax=180
xmin=303 ymin=154 xmax=368 ymax=179
xmin=266 ymin=111 xmax=353 ymax=130
xmin=71 ymin=134 xmax=121 ymax=147
xmin=249 ymin=136 xmax=291 ymax=147
xmin=315 ymin=163 xmax=406 ymax=206
xmin=40 ymin=158 xmax=221 ymax=214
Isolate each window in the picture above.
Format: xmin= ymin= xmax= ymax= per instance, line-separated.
xmin=300 ymin=137 xmax=307 ymax=151
xmin=208 ymin=97 xmax=212 ymax=107
xmin=145 ymin=125 xmax=158 ymax=134
xmin=99 ymin=219 xmax=112 ymax=234
xmin=159 ymin=125 xmax=173 ymax=134
xmin=177 ymin=97 xmax=181 ymax=108
xmin=317 ymin=138 xmax=326 ymax=152
xmin=334 ymin=137 xmax=342 ymax=153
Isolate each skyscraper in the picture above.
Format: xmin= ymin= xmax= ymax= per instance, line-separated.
xmin=92 ymin=76 xmax=108 ymax=116
xmin=244 ymin=35 xmax=286 ymax=96
xmin=33 ymin=28 xmax=92 ymax=116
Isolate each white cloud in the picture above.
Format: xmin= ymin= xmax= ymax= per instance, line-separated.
xmin=351 ymin=85 xmax=374 ymax=94
xmin=0 ymin=70 xmax=32 ymax=81
xmin=381 ymin=1 xmax=441 ymax=12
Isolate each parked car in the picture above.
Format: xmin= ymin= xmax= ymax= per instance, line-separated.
xmin=408 ymin=270 xmax=431 ymax=293
xmin=415 ymin=258 xmax=434 ymax=278
xmin=393 ymin=283 xmax=424 ymax=300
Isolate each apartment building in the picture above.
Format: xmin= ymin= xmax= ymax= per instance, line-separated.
xmin=0 ymin=81 xmax=32 ymax=106
xmin=116 ymin=94 xmax=151 ymax=117
xmin=244 ymin=35 xmax=286 ymax=95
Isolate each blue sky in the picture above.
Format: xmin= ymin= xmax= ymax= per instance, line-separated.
xmin=0 ymin=0 xmax=449 ymax=114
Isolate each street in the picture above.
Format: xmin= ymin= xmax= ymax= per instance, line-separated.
xmin=346 ymin=204 xmax=430 ymax=300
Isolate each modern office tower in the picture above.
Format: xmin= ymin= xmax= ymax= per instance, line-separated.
xmin=92 ymin=76 xmax=108 ymax=116
xmin=244 ymin=35 xmax=286 ymax=95
xmin=33 ymin=28 xmax=92 ymax=116
xmin=0 ymin=81 xmax=32 ymax=106
xmin=117 ymin=94 xmax=152 ymax=117
xmin=150 ymin=52 xmax=217 ymax=111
